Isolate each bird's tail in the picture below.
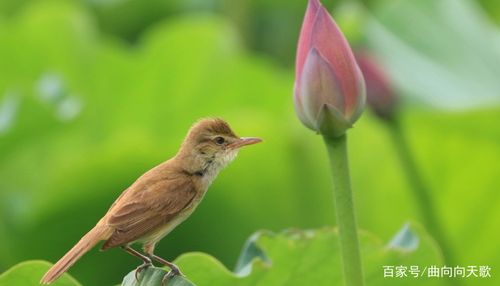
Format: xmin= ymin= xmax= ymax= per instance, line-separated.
xmin=41 ymin=225 xmax=108 ymax=284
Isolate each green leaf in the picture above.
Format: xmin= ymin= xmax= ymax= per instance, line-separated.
xmin=0 ymin=226 xmax=447 ymax=286
xmin=172 ymin=224 xmax=442 ymax=286
xmin=122 ymin=268 xmax=195 ymax=286
xmin=0 ymin=260 xmax=81 ymax=286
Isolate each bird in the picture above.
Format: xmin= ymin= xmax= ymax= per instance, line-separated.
xmin=41 ymin=118 xmax=262 ymax=284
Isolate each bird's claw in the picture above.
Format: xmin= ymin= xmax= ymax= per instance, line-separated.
xmin=161 ymin=267 xmax=183 ymax=285
xmin=134 ymin=262 xmax=152 ymax=281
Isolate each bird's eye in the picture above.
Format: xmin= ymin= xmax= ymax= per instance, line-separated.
xmin=214 ymin=136 xmax=225 ymax=145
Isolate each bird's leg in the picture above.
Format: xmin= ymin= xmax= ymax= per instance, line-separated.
xmin=143 ymin=243 xmax=183 ymax=285
xmin=121 ymin=245 xmax=153 ymax=281
xmin=150 ymin=254 xmax=182 ymax=276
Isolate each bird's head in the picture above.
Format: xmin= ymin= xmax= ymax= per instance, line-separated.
xmin=177 ymin=118 xmax=261 ymax=176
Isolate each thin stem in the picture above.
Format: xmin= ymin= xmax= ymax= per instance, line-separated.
xmin=323 ymin=134 xmax=364 ymax=286
xmin=386 ymin=118 xmax=457 ymax=268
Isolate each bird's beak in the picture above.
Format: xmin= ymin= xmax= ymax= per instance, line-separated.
xmin=228 ymin=137 xmax=262 ymax=149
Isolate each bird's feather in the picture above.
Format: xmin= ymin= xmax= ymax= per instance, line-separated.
xmin=101 ymin=170 xmax=197 ymax=250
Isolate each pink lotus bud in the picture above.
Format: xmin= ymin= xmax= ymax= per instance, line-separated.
xmin=294 ymin=0 xmax=365 ymax=137
xmin=355 ymin=51 xmax=397 ymax=120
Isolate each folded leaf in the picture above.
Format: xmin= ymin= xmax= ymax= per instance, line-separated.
xmin=122 ymin=268 xmax=195 ymax=286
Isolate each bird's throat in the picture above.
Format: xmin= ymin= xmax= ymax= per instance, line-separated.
xmin=199 ymin=150 xmax=238 ymax=185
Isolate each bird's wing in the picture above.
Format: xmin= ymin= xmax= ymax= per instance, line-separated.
xmin=101 ymin=176 xmax=196 ymax=249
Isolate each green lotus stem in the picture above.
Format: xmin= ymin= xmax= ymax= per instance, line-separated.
xmin=323 ymin=134 xmax=364 ymax=286
xmin=387 ymin=118 xmax=458 ymax=270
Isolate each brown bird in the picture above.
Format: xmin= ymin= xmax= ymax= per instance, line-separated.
xmin=41 ymin=118 xmax=261 ymax=284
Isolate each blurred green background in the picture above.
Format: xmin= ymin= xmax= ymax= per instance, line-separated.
xmin=0 ymin=0 xmax=499 ymax=285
